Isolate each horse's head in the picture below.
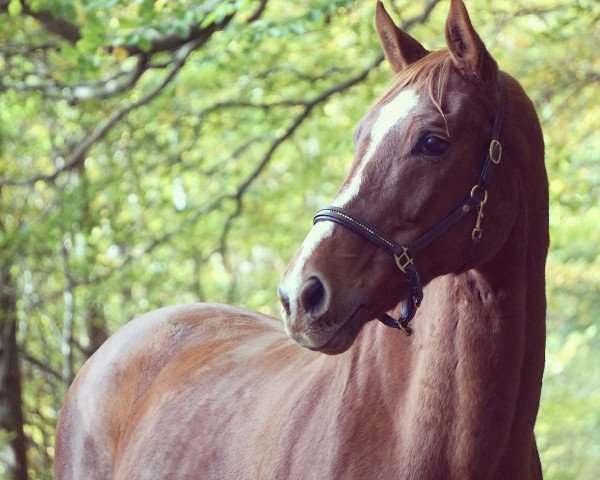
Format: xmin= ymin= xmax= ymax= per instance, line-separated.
xmin=278 ymin=0 xmax=522 ymax=353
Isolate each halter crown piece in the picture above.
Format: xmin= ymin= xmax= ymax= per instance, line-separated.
xmin=313 ymin=78 xmax=506 ymax=336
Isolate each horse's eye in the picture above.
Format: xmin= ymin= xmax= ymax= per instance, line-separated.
xmin=421 ymin=135 xmax=449 ymax=156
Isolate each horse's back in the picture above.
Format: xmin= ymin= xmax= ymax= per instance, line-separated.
xmin=55 ymin=303 xmax=291 ymax=480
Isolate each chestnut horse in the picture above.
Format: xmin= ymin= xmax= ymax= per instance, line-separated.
xmin=55 ymin=1 xmax=548 ymax=478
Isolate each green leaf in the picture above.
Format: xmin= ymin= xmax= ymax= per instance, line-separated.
xmin=174 ymin=22 xmax=191 ymax=39
xmin=136 ymin=32 xmax=154 ymax=52
xmin=7 ymin=0 xmax=22 ymax=16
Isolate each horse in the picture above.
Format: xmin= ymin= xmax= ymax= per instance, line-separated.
xmin=55 ymin=1 xmax=548 ymax=478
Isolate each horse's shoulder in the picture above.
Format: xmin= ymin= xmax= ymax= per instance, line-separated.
xmin=56 ymin=303 xmax=283 ymax=479
xmin=65 ymin=302 xmax=282 ymax=415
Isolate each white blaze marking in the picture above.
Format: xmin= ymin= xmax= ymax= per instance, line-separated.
xmin=333 ymin=89 xmax=419 ymax=207
xmin=283 ymin=221 xmax=334 ymax=323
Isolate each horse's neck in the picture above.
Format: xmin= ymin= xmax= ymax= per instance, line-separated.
xmin=352 ymin=237 xmax=545 ymax=478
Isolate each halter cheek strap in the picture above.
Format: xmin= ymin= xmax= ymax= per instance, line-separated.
xmin=313 ymin=77 xmax=505 ymax=336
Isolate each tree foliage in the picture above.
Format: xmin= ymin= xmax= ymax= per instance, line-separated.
xmin=0 ymin=0 xmax=598 ymax=478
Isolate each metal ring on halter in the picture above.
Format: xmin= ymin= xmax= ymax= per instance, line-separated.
xmin=470 ymin=185 xmax=488 ymax=205
xmin=489 ymin=139 xmax=502 ymax=164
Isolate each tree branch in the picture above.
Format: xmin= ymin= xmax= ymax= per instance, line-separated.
xmin=0 ymin=39 xmax=201 ymax=187
xmin=402 ymin=0 xmax=442 ymax=29
xmin=247 ymin=0 xmax=269 ymax=23
xmin=1 ymin=55 xmax=150 ymax=102
xmin=0 ymin=0 xmax=265 ymax=56
xmin=124 ymin=12 xmax=235 ymax=56
xmin=0 ymin=0 xmax=80 ymax=43
xmin=20 ymin=351 xmax=65 ymax=383
xmin=256 ymin=65 xmax=353 ymax=83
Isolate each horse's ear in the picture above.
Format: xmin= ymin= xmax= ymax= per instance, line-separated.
xmin=375 ymin=1 xmax=429 ymax=73
xmin=445 ymin=0 xmax=497 ymax=81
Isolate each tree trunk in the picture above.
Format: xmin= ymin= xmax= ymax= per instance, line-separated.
xmin=0 ymin=263 xmax=28 ymax=480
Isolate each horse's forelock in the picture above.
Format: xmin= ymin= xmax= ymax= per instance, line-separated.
xmin=371 ymin=50 xmax=453 ymax=132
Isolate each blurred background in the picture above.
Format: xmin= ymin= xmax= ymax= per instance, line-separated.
xmin=0 ymin=0 xmax=598 ymax=478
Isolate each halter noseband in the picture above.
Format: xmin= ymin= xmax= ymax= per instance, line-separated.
xmin=313 ymin=78 xmax=506 ymax=336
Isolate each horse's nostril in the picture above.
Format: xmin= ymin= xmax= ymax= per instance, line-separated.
xmin=278 ymin=285 xmax=291 ymax=317
xmin=299 ymin=277 xmax=326 ymax=317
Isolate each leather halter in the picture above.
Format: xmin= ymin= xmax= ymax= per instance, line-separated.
xmin=313 ymin=77 xmax=506 ymax=336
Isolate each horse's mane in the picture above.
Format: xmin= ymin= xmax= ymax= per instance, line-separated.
xmin=371 ymin=49 xmax=453 ymax=129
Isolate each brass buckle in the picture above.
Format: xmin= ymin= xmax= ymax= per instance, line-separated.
xmin=394 ymin=247 xmax=414 ymax=274
xmin=489 ymin=139 xmax=502 ymax=165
